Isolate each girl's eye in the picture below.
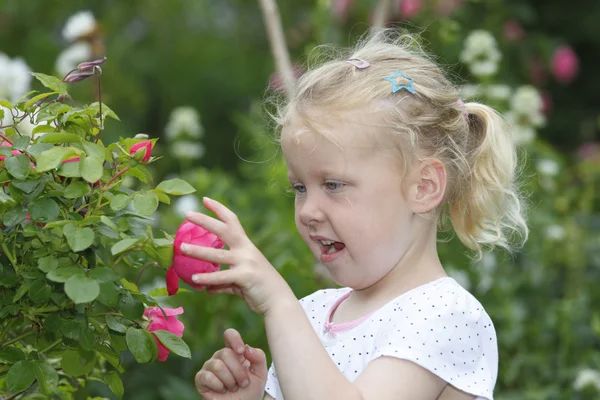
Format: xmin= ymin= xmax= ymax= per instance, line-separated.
xmin=288 ymin=184 xmax=306 ymax=194
xmin=325 ymin=181 xmax=344 ymax=191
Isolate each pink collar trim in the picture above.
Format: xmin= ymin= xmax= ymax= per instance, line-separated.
xmin=323 ymin=290 xmax=374 ymax=334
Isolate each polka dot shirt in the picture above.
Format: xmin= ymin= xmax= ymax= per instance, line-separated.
xmin=265 ymin=277 xmax=497 ymax=400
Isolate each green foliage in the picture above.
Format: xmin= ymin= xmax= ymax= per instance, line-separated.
xmin=0 ymin=71 xmax=195 ymax=398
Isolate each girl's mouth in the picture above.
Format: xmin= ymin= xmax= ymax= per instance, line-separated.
xmin=319 ymin=241 xmax=345 ymax=263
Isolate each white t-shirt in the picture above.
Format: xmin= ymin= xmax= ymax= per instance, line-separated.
xmin=265 ymin=277 xmax=498 ymax=400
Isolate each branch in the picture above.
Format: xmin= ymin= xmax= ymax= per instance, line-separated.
xmin=258 ymin=0 xmax=295 ymax=99
xmin=373 ymin=0 xmax=393 ymax=29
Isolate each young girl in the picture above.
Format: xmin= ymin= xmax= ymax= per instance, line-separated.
xmin=184 ymin=29 xmax=528 ymax=400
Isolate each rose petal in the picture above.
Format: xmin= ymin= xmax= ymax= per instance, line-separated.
xmin=166 ymin=266 xmax=179 ymax=296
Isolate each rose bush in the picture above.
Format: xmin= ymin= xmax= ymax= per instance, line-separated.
xmin=0 ymin=62 xmax=198 ymax=399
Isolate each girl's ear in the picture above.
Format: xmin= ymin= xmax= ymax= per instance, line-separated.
xmin=406 ymin=158 xmax=447 ymax=214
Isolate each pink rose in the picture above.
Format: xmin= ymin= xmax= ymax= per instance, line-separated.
xmin=129 ymin=141 xmax=153 ymax=162
xmin=144 ymin=307 xmax=185 ymax=362
xmin=167 ymin=221 xmax=224 ymax=296
xmin=551 ymin=45 xmax=579 ymax=84
xmin=399 ymin=0 xmax=423 ymax=19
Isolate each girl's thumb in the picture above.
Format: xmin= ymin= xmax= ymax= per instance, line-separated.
xmin=245 ymin=345 xmax=268 ymax=377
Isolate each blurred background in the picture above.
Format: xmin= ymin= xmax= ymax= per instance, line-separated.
xmin=1 ymin=0 xmax=600 ymax=399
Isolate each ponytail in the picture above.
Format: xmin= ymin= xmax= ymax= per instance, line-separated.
xmin=447 ymin=102 xmax=529 ymax=259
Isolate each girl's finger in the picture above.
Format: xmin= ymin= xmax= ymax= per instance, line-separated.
xmin=184 ymin=211 xmax=229 ymax=243
xmin=202 ymin=197 xmax=247 ymax=246
xmin=215 ymin=347 xmax=250 ymax=388
xmin=206 ymin=286 xmax=236 ymax=296
xmin=180 ymin=244 xmax=235 ymax=265
xmin=223 ymin=328 xmax=246 ymax=356
xmin=195 ymin=370 xmax=226 ymax=394
xmin=205 ymin=359 xmax=238 ymax=392
xmin=192 ymin=269 xmax=240 ymax=287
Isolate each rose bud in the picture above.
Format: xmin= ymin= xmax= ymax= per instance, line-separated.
xmin=166 ymin=221 xmax=224 ymax=296
xmin=77 ymin=56 xmax=107 ymax=72
xmin=129 ymin=140 xmax=153 ymax=163
xmin=144 ymin=307 xmax=185 ymax=362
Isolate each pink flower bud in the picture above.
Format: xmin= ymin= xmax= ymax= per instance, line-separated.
xmin=551 ymin=45 xmax=579 ymax=84
xmin=144 ymin=307 xmax=185 ymax=362
xmin=129 ymin=141 xmax=153 ymax=163
xmin=62 ymin=157 xmax=80 ymax=164
xmin=399 ymin=0 xmax=423 ymax=19
xmin=77 ymin=56 xmax=107 ymax=72
xmin=63 ymin=71 xmax=95 ymax=84
xmin=167 ymin=221 xmax=224 ymax=296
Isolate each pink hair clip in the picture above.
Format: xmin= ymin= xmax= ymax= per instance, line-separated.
xmin=346 ymin=58 xmax=370 ymax=69
xmin=457 ymin=99 xmax=468 ymax=118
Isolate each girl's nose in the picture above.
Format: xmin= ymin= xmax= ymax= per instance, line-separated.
xmin=297 ymin=195 xmax=325 ymax=227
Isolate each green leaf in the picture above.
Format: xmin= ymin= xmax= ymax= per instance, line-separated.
xmin=46 ymin=267 xmax=85 ymax=283
xmin=0 ymin=99 xmax=12 ymax=109
xmin=106 ymin=372 xmax=124 ymax=400
xmin=119 ymin=292 xmax=144 ymax=320
xmin=147 ymin=287 xmax=169 ymax=297
xmin=28 ymin=198 xmax=60 ymax=222
xmin=31 ymin=72 xmax=68 ymax=95
xmin=13 ymin=282 xmax=31 ymax=301
xmin=111 ymin=238 xmax=140 ymax=256
xmin=60 ymin=350 xmax=96 ymax=376
xmin=5 ymin=154 xmax=31 ymax=180
xmin=27 ymin=143 xmax=53 ymax=158
xmin=37 ymin=256 xmax=58 ymax=273
xmin=120 ymin=278 xmax=139 ymax=292
xmin=12 ymin=136 xmax=31 ymax=150
xmin=24 ymin=92 xmax=56 ymax=110
xmin=29 ymin=279 xmax=52 ymax=303
xmin=100 ymin=215 xmax=118 ymax=231
xmin=32 ymin=125 xmax=55 ymax=136
xmin=156 ymin=178 xmax=196 ymax=195
xmin=33 ymin=362 xmax=59 ymax=395
xmin=36 ymin=146 xmax=80 ymax=172
xmin=79 ymin=328 xmax=95 ymax=351
xmin=2 ymin=207 xmax=27 ymax=227
xmin=63 ymin=224 xmax=95 ymax=252
xmin=153 ymin=330 xmax=191 ymax=359
xmin=0 ymin=347 xmax=25 ymax=364
xmin=110 ymin=194 xmax=130 ymax=211
xmin=57 ymin=158 xmax=81 ymax=177
xmin=97 ymin=282 xmax=119 ymax=307
xmin=7 ymin=360 xmax=36 ymax=392
xmin=126 ymin=328 xmax=156 ymax=363
xmin=143 ymin=240 xmax=174 ymax=269
xmin=0 ymin=191 xmax=15 ymax=205
xmin=153 ymin=188 xmax=171 ymax=204
xmin=83 ymin=142 xmax=105 ymax=158
xmin=40 ymin=132 xmax=82 ymax=144
xmin=133 ymin=191 xmax=159 ymax=216
xmin=90 ymin=267 xmax=119 ymax=282
xmin=80 ymin=156 xmax=104 ymax=183
xmin=64 ymin=181 xmax=91 ymax=198
xmin=89 ymin=102 xmax=120 ymax=121
xmin=64 ymin=275 xmax=100 ymax=304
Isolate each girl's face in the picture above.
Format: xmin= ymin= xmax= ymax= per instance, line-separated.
xmin=281 ymin=116 xmax=417 ymax=289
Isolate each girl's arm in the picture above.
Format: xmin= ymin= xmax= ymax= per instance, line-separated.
xmin=264 ymin=300 xmax=447 ymax=400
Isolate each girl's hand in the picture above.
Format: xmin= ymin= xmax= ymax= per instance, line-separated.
xmin=195 ymin=328 xmax=268 ymax=400
xmin=181 ymin=197 xmax=296 ymax=315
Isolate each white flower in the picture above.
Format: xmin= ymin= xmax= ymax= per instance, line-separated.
xmin=62 ymin=11 xmax=96 ymax=42
xmin=55 ymin=42 xmax=92 ymax=76
xmin=545 ymin=224 xmax=565 ymax=241
xmin=505 ymin=112 xmax=536 ymax=146
xmin=460 ymin=30 xmax=502 ymax=77
xmin=447 ymin=268 xmax=471 ymax=291
xmin=573 ymin=368 xmax=600 ymax=391
xmin=174 ymin=195 xmax=200 ymax=218
xmin=170 ymin=141 xmax=205 ymax=160
xmin=510 ymin=85 xmax=546 ymax=127
xmin=165 ymin=106 xmax=203 ymax=139
xmin=536 ymin=159 xmax=560 ymax=176
xmin=0 ymin=53 xmax=32 ymax=103
xmin=486 ymin=84 xmax=512 ymax=100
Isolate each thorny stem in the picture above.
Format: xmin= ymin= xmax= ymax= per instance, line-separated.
xmin=0 ymin=132 xmax=13 ymax=144
xmin=103 ymin=166 xmax=130 ymax=190
xmin=0 ymin=327 xmax=37 ymax=348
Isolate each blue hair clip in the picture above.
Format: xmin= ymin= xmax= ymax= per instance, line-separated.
xmin=384 ymin=70 xmax=415 ymax=94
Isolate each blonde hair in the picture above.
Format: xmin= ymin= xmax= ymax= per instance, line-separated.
xmin=271 ymin=29 xmax=528 ymax=259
